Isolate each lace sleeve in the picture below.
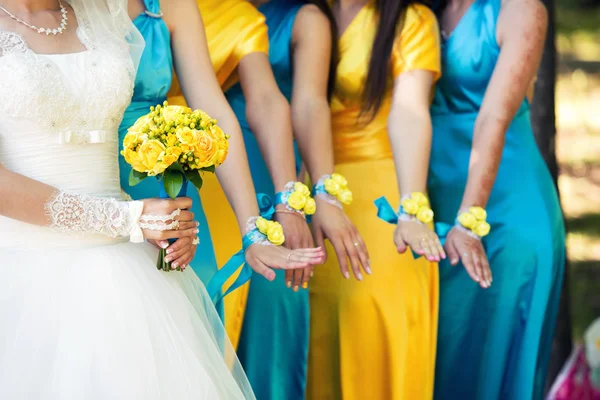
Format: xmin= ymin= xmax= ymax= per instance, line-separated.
xmin=45 ymin=191 xmax=144 ymax=242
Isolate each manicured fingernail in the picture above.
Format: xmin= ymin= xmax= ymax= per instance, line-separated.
xmin=173 ymin=263 xmax=179 ymax=268
xmin=293 ymin=285 xmax=299 ymax=292
xmin=286 ymin=281 xmax=292 ymax=288
xmin=160 ymin=242 xmax=169 ymax=249
xmin=344 ymin=271 xmax=350 ymax=279
xmin=357 ymin=273 xmax=363 ymax=281
xmin=451 ymin=258 xmax=458 ymax=264
xmin=166 ymin=248 xmax=173 ymax=254
xmin=310 ymin=271 xmax=314 ymax=277
xmin=267 ymin=271 xmax=276 ymax=281
xmin=302 ymin=282 xmax=308 ymax=289
xmin=164 ymin=257 xmax=172 ymax=263
xmin=365 ymin=266 xmax=372 ymax=275
xmin=194 ymin=229 xmax=199 ymax=233
xmin=196 ymin=222 xmax=199 ymax=227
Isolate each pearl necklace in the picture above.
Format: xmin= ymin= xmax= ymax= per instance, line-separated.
xmin=0 ymin=0 xmax=68 ymax=36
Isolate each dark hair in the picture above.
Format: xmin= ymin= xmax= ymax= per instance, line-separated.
xmin=360 ymin=0 xmax=413 ymax=120
xmin=305 ymin=0 xmax=339 ymax=100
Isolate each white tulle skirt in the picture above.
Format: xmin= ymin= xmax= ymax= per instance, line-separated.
xmin=0 ymin=240 xmax=255 ymax=399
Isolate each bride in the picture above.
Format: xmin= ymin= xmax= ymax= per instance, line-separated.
xmin=0 ymin=0 xmax=323 ymax=398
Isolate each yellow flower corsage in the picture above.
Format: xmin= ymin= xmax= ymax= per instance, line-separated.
xmin=399 ymin=192 xmax=434 ymax=224
xmin=314 ymin=173 xmax=353 ymax=207
xmin=457 ymin=206 xmax=491 ymax=238
xmin=245 ymin=216 xmax=285 ymax=247
xmin=274 ymin=181 xmax=316 ymax=217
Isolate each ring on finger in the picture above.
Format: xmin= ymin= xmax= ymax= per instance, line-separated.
xmin=462 ymin=252 xmax=469 ymax=257
xmin=353 ymin=242 xmax=359 ymax=247
xmin=286 ymin=252 xmax=292 ymax=261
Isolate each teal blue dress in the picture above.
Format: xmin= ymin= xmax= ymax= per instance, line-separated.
xmin=428 ymin=1 xmax=566 ymax=399
xmin=224 ymin=1 xmax=306 ymax=398
xmin=118 ymin=0 xmax=221 ymax=309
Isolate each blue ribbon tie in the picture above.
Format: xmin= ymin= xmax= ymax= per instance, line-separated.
xmin=374 ymin=196 xmax=452 ymax=258
xmin=206 ymin=231 xmax=259 ymax=305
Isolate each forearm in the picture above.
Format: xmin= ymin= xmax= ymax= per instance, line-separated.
xmin=246 ymin=93 xmax=298 ymax=191
xmin=292 ymin=96 xmax=335 ymax=180
xmin=388 ymin=108 xmax=431 ymax=196
xmin=0 ymin=165 xmax=140 ymax=238
xmin=460 ymin=114 xmax=507 ymax=209
xmin=192 ymin=102 xmax=260 ymax=233
xmin=0 ymin=165 xmax=55 ymax=225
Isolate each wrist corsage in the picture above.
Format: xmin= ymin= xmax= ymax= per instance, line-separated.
xmin=398 ymin=192 xmax=434 ymax=224
xmin=456 ymin=206 xmax=491 ymax=239
xmin=274 ymin=181 xmax=316 ymax=217
xmin=244 ymin=216 xmax=285 ymax=248
xmin=312 ymin=173 xmax=353 ymax=208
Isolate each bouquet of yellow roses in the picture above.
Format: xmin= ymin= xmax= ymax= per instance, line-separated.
xmin=121 ymin=101 xmax=229 ymax=270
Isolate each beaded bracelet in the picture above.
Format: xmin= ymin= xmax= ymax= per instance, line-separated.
xmin=398 ymin=192 xmax=434 ymax=224
xmin=274 ymin=181 xmax=316 ymax=217
xmin=312 ymin=173 xmax=353 ymax=208
xmin=455 ymin=206 xmax=491 ymax=239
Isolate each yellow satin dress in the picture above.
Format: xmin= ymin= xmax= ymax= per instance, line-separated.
xmin=307 ymin=4 xmax=441 ymax=400
xmin=167 ymin=0 xmax=268 ymax=349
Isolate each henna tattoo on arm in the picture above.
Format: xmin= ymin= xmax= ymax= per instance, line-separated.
xmin=460 ymin=0 xmax=547 ymax=209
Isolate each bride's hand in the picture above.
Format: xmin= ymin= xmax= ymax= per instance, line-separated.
xmin=394 ymin=220 xmax=445 ymax=262
xmin=149 ymin=236 xmax=198 ymax=271
xmin=140 ymin=197 xmax=199 ymax=241
xmin=244 ymin=244 xmax=326 ymax=282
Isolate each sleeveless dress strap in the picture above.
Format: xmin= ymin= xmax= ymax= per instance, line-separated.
xmin=143 ymin=0 xmax=163 ymax=17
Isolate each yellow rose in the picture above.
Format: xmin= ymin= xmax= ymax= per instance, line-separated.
xmin=457 ymin=211 xmax=477 ymax=229
xmin=416 ymin=207 xmax=434 ymax=224
xmin=303 ymin=197 xmax=316 ymax=215
xmin=331 ymin=173 xmax=348 ymax=188
xmin=266 ymin=222 xmax=285 ymax=246
xmin=472 ymin=221 xmax=491 ymax=237
xmin=469 ymin=206 xmax=487 ymax=221
xmin=294 ymin=182 xmax=311 ymax=197
xmin=123 ymin=131 xmax=142 ymax=149
xmin=130 ymin=114 xmax=154 ymax=134
xmin=338 ymin=189 xmax=353 ymax=205
xmin=324 ymin=178 xmax=340 ymax=196
xmin=161 ymin=105 xmax=191 ymax=124
xmin=209 ymin=125 xmax=227 ymax=141
xmin=176 ymin=127 xmax=198 ymax=145
xmin=137 ymin=139 xmax=166 ymax=173
xmin=166 ymin=146 xmax=183 ymax=158
xmin=255 ymin=217 xmax=270 ymax=235
xmin=287 ymin=191 xmax=307 ymax=211
xmin=215 ymin=138 xmax=229 ymax=166
xmin=166 ymin=133 xmax=178 ymax=147
xmin=122 ymin=148 xmax=146 ymax=173
xmin=193 ymin=130 xmax=219 ymax=168
xmin=149 ymin=161 xmax=170 ymax=177
xmin=401 ymin=198 xmax=419 ymax=215
xmin=411 ymin=192 xmax=430 ymax=207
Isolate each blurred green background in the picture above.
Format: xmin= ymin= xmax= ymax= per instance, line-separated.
xmin=555 ymin=0 xmax=600 ymax=339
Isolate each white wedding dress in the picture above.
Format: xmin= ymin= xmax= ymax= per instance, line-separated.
xmin=0 ymin=2 xmax=254 ymax=399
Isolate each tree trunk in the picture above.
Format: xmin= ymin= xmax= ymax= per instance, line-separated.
xmin=529 ymin=0 xmax=573 ymax=393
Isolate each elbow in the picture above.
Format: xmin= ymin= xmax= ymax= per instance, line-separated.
xmin=245 ymin=89 xmax=290 ymax=129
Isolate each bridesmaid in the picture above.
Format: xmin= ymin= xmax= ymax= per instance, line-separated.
xmin=308 ymin=1 xmax=442 ymax=399
xmin=168 ymin=1 xmax=317 ymax=398
xmin=167 ymin=0 xmax=313 ymax=316
xmin=428 ymin=0 xmax=566 ymax=398
xmin=120 ymin=0 xmax=324 ymax=294
xmin=219 ymin=1 xmax=370 ymax=398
